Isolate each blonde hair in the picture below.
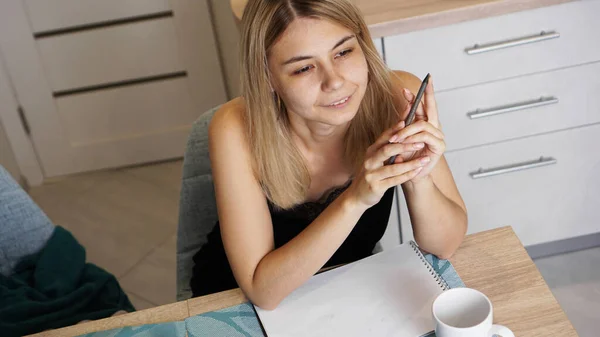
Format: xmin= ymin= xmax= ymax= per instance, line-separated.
xmin=240 ymin=0 xmax=399 ymax=209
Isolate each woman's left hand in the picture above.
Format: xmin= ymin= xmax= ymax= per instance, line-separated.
xmin=388 ymin=77 xmax=445 ymax=183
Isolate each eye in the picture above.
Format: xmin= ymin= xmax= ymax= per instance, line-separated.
xmin=336 ymin=48 xmax=353 ymax=58
xmin=293 ymin=65 xmax=313 ymax=75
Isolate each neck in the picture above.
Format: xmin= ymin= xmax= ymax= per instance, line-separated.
xmin=288 ymin=114 xmax=349 ymax=159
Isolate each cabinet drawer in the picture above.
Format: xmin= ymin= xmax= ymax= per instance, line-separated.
xmin=437 ymin=61 xmax=600 ymax=151
xmin=385 ymin=1 xmax=600 ymax=91
xmin=398 ymin=124 xmax=600 ymax=246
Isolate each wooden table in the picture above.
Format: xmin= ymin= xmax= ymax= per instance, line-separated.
xmin=29 ymin=227 xmax=578 ymax=337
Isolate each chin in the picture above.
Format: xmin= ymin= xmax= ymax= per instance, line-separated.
xmin=318 ymin=107 xmax=358 ymax=127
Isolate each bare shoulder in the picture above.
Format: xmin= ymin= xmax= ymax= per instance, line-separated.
xmin=208 ymin=97 xmax=255 ymax=175
xmin=208 ymin=97 xmax=250 ymax=151
xmin=390 ymin=70 xmax=422 ymax=96
xmin=210 ymin=97 xmax=246 ymax=137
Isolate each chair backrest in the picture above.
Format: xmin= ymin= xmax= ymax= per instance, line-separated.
xmin=176 ymin=105 xmax=221 ymax=301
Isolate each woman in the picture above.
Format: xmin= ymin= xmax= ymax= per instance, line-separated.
xmin=190 ymin=0 xmax=467 ymax=310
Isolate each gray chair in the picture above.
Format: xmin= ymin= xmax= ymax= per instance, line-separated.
xmin=176 ymin=105 xmax=221 ymax=301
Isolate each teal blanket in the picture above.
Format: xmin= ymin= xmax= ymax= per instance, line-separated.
xmin=0 ymin=226 xmax=134 ymax=336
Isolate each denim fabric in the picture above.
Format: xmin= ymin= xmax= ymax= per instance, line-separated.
xmin=0 ymin=165 xmax=55 ymax=276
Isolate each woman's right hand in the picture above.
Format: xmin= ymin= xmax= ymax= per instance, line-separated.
xmin=347 ymin=121 xmax=431 ymax=208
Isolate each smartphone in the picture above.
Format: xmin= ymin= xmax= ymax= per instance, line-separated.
xmin=385 ymin=73 xmax=430 ymax=165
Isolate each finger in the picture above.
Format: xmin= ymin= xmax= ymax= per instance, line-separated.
xmin=365 ymin=141 xmax=424 ymax=170
xmin=370 ymin=155 xmax=430 ymax=181
xmin=372 ymin=120 xmax=405 ymax=148
xmin=424 ymin=77 xmax=440 ymax=128
xmin=403 ymin=88 xmax=426 ymax=122
xmin=392 ymin=120 xmax=445 ymax=142
xmin=403 ymin=132 xmax=446 ymax=155
xmin=366 ymin=120 xmax=406 ymax=158
xmin=392 ymin=153 xmax=406 ymax=164
xmin=382 ymin=166 xmax=423 ymax=188
xmin=400 ymin=97 xmax=411 ymax=122
xmin=403 ymin=87 xmax=425 ymax=106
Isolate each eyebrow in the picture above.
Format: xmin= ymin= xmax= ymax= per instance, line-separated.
xmin=281 ymin=35 xmax=355 ymax=66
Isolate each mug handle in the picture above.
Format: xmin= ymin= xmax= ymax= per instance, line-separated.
xmin=488 ymin=324 xmax=514 ymax=337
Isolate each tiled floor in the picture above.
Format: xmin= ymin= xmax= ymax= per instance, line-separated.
xmin=27 ymin=160 xmax=600 ymax=334
xmin=28 ymin=160 xmax=184 ymax=311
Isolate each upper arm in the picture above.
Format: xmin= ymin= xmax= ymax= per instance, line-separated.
xmin=208 ymin=100 xmax=275 ymax=293
xmin=391 ymin=70 xmax=467 ymax=213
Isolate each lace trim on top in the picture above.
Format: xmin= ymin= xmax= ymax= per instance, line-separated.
xmin=271 ymin=179 xmax=353 ymax=222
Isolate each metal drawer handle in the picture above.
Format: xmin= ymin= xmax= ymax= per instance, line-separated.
xmin=467 ymin=96 xmax=559 ymax=119
xmin=465 ymin=31 xmax=560 ymax=55
xmin=470 ymin=156 xmax=557 ymax=179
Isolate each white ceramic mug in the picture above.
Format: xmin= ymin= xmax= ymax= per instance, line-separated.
xmin=432 ymin=288 xmax=514 ymax=337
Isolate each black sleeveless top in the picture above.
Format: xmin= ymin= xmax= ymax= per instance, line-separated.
xmin=190 ymin=183 xmax=395 ymax=297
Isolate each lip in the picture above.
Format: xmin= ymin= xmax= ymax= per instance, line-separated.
xmin=324 ymin=94 xmax=352 ymax=108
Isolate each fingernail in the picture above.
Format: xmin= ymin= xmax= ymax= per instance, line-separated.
xmin=389 ymin=135 xmax=398 ymax=143
xmin=414 ymin=143 xmax=425 ymax=149
xmin=397 ymin=121 xmax=405 ymax=128
xmin=420 ymin=157 xmax=431 ymax=165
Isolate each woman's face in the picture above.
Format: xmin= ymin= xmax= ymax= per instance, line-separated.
xmin=267 ymin=18 xmax=369 ymax=128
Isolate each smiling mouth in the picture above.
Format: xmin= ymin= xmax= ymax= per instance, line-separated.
xmin=326 ymin=95 xmax=351 ymax=107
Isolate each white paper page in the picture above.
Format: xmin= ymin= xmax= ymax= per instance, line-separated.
xmin=254 ymin=243 xmax=444 ymax=337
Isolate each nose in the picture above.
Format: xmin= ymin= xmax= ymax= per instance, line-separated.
xmin=321 ymin=66 xmax=344 ymax=92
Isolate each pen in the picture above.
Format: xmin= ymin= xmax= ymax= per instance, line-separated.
xmin=386 ymin=73 xmax=430 ymax=165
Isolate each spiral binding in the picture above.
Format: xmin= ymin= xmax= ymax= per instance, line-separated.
xmin=409 ymin=241 xmax=450 ymax=291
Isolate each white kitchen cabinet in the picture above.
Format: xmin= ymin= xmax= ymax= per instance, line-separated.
xmin=381 ymin=0 xmax=600 ymax=249
xmin=384 ymin=1 xmax=600 ymax=92
xmin=400 ymin=123 xmax=600 ymax=246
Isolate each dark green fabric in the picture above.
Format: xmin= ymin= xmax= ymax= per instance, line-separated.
xmin=0 ymin=226 xmax=135 ymax=336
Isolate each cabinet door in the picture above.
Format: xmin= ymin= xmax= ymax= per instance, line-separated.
xmin=0 ymin=0 xmax=226 ymax=178
xmin=0 ymin=119 xmax=20 ymax=181
xmin=373 ymin=38 xmax=384 ymax=60
xmin=398 ymin=124 xmax=600 ymax=246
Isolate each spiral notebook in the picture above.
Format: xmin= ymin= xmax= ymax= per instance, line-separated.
xmin=254 ymin=241 xmax=449 ymax=337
